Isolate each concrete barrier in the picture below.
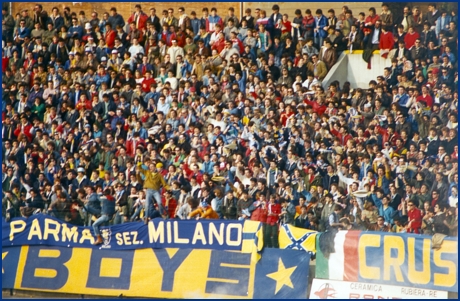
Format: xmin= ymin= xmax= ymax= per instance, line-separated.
xmin=322 ymin=50 xmax=392 ymax=89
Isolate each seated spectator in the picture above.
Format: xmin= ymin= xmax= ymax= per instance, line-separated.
xmin=188 ymin=200 xmax=219 ymax=219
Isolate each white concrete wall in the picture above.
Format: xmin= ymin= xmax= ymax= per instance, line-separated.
xmin=322 ymin=52 xmax=348 ymax=89
xmin=347 ymin=51 xmax=391 ymax=88
xmin=322 ymin=51 xmax=392 ymax=89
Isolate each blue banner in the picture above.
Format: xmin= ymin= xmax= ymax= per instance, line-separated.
xmin=2 ymin=215 xmax=263 ymax=252
xmin=2 ymin=245 xmax=310 ymax=299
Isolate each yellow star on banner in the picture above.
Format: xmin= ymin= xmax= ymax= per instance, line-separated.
xmin=266 ymin=258 xmax=297 ymax=294
xmin=2 ymin=252 xmax=8 ymax=273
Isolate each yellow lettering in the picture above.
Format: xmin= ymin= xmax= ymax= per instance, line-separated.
xmin=79 ymin=229 xmax=95 ymax=244
xmin=226 ymin=223 xmax=242 ymax=246
xmin=27 ymin=218 xmax=42 ymax=240
xmin=383 ymin=235 xmax=405 ymax=282
xmin=148 ymin=221 xmax=164 ymax=243
xmin=173 ymin=221 xmax=189 ymax=244
xmin=43 ymin=218 xmax=61 ymax=241
xmin=116 ymin=233 xmax=123 ymax=245
xmin=131 ymin=231 xmax=140 ymax=245
xmin=407 ymin=237 xmax=430 ymax=284
xmin=123 ymin=232 xmax=132 ymax=245
xmin=32 ymin=250 xmax=62 ymax=278
xmin=38 ymin=249 xmax=61 ymax=257
xmin=192 ymin=222 xmax=207 ymax=245
xmin=61 ymin=224 xmax=78 ymax=243
xmin=433 ymin=240 xmax=457 ymax=288
xmin=359 ymin=234 xmax=381 ymax=280
xmin=34 ymin=268 xmax=57 ymax=278
xmin=209 ymin=223 xmax=224 ymax=245
xmin=9 ymin=220 xmax=26 ymax=241
xmin=166 ymin=221 xmax=172 ymax=243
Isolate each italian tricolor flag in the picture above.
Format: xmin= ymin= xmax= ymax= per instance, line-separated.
xmin=315 ymin=230 xmax=361 ymax=281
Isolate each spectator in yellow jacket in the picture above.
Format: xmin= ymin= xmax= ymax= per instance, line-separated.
xmin=137 ymin=162 xmax=170 ymax=224
xmin=188 ymin=201 xmax=219 ymax=219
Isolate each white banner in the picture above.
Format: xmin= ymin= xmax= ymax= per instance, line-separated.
xmin=309 ymin=279 xmax=449 ymax=299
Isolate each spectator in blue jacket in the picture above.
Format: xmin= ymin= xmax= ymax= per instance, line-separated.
xmin=267 ymin=4 xmax=282 ymax=38
xmin=235 ymin=69 xmax=247 ymax=93
xmin=83 ymin=185 xmax=101 ymax=225
xmin=48 ymin=7 xmax=65 ymax=32
xmin=190 ymin=11 xmax=201 ymax=36
xmin=313 ymin=9 xmax=328 ymax=48
xmin=375 ymin=165 xmax=391 ymax=195
xmin=111 ymin=108 xmax=126 ymax=130
xmin=435 ymin=11 xmax=451 ymax=39
xmin=372 ymin=192 xmax=395 ymax=225
xmin=95 ymin=66 xmax=109 ymax=89
xmin=15 ymin=20 xmax=31 ymax=44
xmin=27 ymin=82 xmax=44 ymax=105
xmin=108 ymin=7 xmax=125 ymax=30
xmin=92 ymin=188 xmax=116 ymax=245
xmin=177 ymin=55 xmax=193 ymax=78
xmin=395 ymin=86 xmax=410 ymax=115
xmin=201 ymin=154 xmax=215 ymax=174
xmin=67 ymin=18 xmax=83 ymax=40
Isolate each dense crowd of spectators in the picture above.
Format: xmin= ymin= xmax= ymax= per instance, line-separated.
xmin=1 ymin=3 xmax=458 ymax=246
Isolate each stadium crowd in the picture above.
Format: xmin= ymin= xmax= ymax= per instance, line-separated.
xmin=1 ymin=3 xmax=458 ymax=246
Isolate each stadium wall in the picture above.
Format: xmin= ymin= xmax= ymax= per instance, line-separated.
xmin=11 ymin=2 xmax=382 ymax=21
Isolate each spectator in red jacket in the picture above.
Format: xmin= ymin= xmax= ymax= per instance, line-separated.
xmin=404 ymin=26 xmax=419 ymax=49
xmin=379 ymin=26 xmax=394 ymax=58
xmin=182 ymin=162 xmax=204 ymax=184
xmin=364 ymin=7 xmax=380 ymax=28
xmin=162 ymin=190 xmax=177 ymax=219
xmin=265 ymin=194 xmax=281 ymax=248
xmin=127 ymin=4 xmax=148 ymax=31
xmin=329 ymin=123 xmax=353 ymax=146
xmin=280 ymin=104 xmax=294 ymax=126
xmin=416 ymin=85 xmax=434 ymax=107
xmin=211 ymin=32 xmax=226 ymax=54
xmin=141 ymin=71 xmax=156 ymax=93
xmin=406 ymin=200 xmax=422 ymax=233
xmin=105 ymin=23 xmax=116 ymax=49
xmin=374 ymin=124 xmax=399 ymax=147
xmin=126 ymin=132 xmax=146 ymax=157
xmin=250 ymin=195 xmax=268 ymax=224
xmin=75 ymin=94 xmax=92 ymax=111
xmin=14 ymin=114 xmax=33 ymax=142
xmin=304 ymin=95 xmax=327 ymax=116
xmin=2 ymin=53 xmax=9 ymax=73
xmin=431 ymin=190 xmax=440 ymax=208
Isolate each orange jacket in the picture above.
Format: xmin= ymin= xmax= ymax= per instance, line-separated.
xmin=189 ymin=207 xmax=219 ymax=219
